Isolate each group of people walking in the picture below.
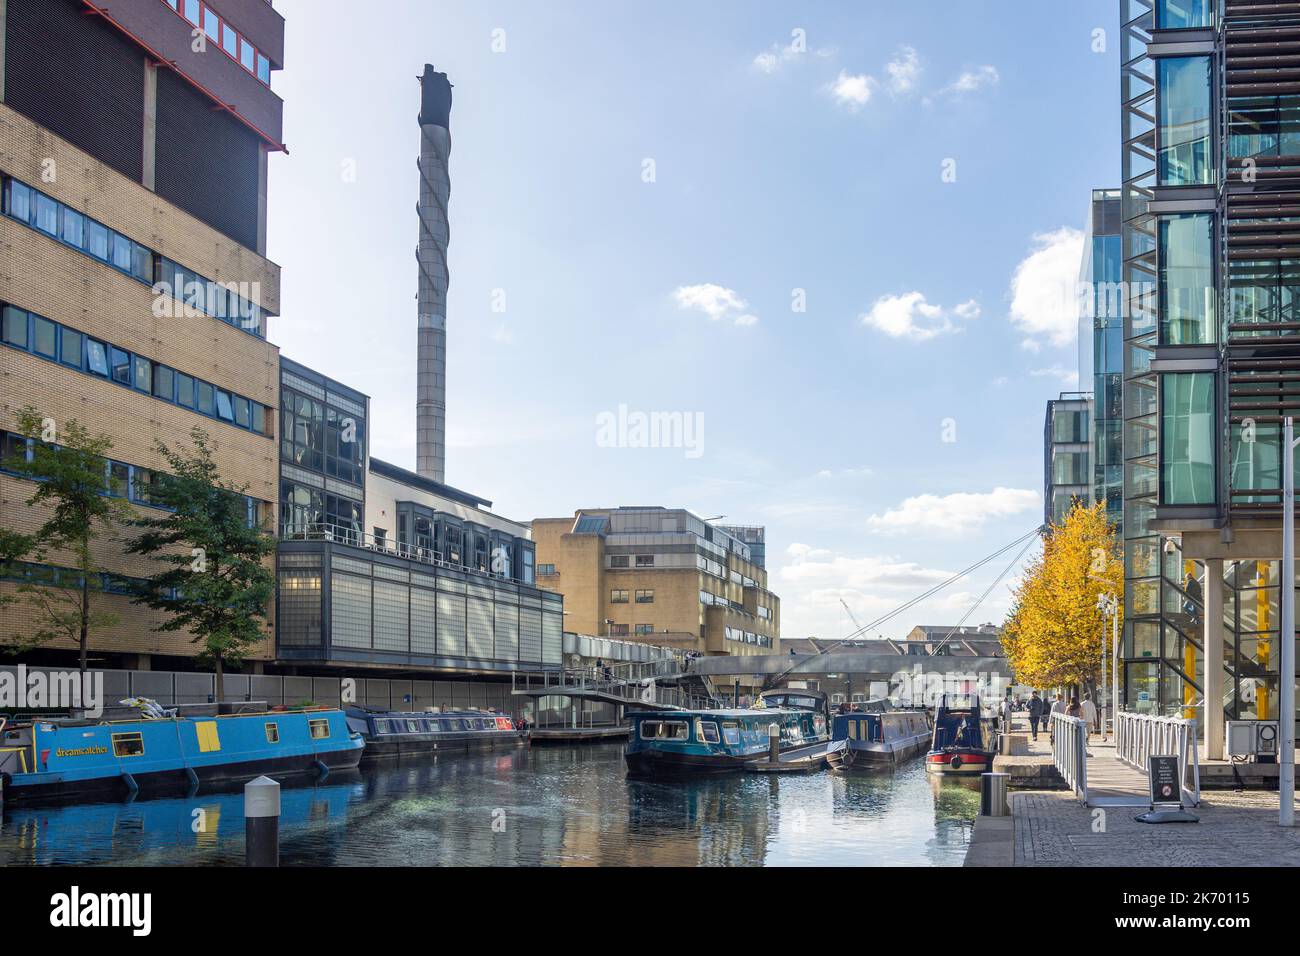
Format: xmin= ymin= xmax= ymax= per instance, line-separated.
xmin=1024 ymin=689 xmax=1100 ymax=742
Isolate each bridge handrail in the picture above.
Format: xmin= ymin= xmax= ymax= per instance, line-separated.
xmin=1115 ymin=711 xmax=1200 ymax=807
xmin=1050 ymin=712 xmax=1089 ymax=804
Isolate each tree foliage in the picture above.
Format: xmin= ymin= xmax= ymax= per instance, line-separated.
xmin=6 ymin=407 xmax=129 ymax=669
xmin=1001 ymin=501 xmax=1122 ymax=690
xmin=125 ymin=428 xmax=274 ymax=702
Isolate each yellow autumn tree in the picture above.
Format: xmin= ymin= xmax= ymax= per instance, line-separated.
xmin=1001 ymin=500 xmax=1122 ymax=691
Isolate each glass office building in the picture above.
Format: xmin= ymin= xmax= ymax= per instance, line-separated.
xmin=1081 ymin=189 xmax=1125 ymax=526
xmin=1044 ymin=393 xmax=1094 ymax=526
xmin=1121 ymin=0 xmax=1300 ymax=753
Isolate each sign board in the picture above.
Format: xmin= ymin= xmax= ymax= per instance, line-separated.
xmin=1148 ymin=755 xmax=1181 ymax=808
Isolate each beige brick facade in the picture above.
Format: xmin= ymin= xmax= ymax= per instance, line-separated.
xmin=0 ymin=104 xmax=279 ymax=662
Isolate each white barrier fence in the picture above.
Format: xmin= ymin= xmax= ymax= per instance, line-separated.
xmin=1051 ymin=712 xmax=1090 ymax=803
xmin=1116 ymin=711 xmax=1201 ymax=807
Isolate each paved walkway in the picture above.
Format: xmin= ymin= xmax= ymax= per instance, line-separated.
xmin=1003 ymin=712 xmax=1300 ymax=865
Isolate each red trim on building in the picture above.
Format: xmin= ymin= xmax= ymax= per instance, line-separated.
xmin=78 ymin=0 xmax=287 ymax=154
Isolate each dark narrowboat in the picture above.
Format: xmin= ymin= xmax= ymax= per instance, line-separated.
xmin=344 ymin=707 xmax=527 ymax=758
xmin=825 ymin=707 xmax=932 ymax=771
xmin=924 ymin=694 xmax=997 ymax=775
xmin=0 ymin=706 xmax=363 ymax=805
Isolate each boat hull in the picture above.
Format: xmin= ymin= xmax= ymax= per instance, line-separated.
xmin=924 ymin=750 xmax=995 ymax=775
xmin=826 ymin=733 xmax=930 ymax=771
xmin=359 ymin=732 xmax=527 ymax=760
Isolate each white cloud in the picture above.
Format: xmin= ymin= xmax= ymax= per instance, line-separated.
xmin=815 ymin=466 xmax=873 ymax=479
xmin=672 ymin=283 xmax=757 ymax=327
xmin=886 ymin=45 xmax=921 ymax=95
xmin=861 ymin=292 xmax=979 ymax=341
xmin=866 ymin=487 xmax=1040 ymax=536
xmin=1031 ymin=366 xmax=1080 ymax=387
xmin=782 ymin=544 xmax=952 ymax=590
xmin=1009 ymin=227 xmax=1086 ymax=349
xmin=828 ymin=70 xmax=876 ymax=110
xmin=941 ymin=64 xmax=1000 ymax=96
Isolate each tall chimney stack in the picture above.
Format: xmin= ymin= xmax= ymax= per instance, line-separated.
xmin=416 ymin=64 xmax=452 ymax=483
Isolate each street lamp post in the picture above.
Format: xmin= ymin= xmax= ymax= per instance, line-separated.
xmin=1097 ymin=592 xmax=1119 ymax=742
xmin=1282 ymin=417 xmax=1298 ymax=826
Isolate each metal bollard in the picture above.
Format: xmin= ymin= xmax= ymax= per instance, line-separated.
xmin=768 ymin=723 xmax=780 ymax=763
xmin=980 ymin=772 xmax=1010 ymax=817
xmin=244 ymin=774 xmax=281 ymax=867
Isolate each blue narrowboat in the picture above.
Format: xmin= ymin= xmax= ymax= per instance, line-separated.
xmin=825 ymin=706 xmax=932 ymax=771
xmin=925 ymin=694 xmax=998 ymax=775
xmin=0 ymin=706 xmax=364 ymax=804
xmin=625 ymin=706 xmax=830 ymax=775
xmin=344 ymin=707 xmax=526 ymax=758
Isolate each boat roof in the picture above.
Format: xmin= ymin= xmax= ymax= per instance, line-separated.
xmin=629 ymin=708 xmax=809 ymax=719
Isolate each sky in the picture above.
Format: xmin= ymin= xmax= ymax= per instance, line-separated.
xmin=267 ymin=0 xmax=1120 ymax=643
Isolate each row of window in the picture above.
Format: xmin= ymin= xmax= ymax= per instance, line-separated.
xmin=1 ymin=302 xmax=271 ymax=437
xmin=609 ymin=554 xmax=656 ymax=568
xmin=607 ymin=624 xmax=657 ymax=637
xmin=0 ymin=560 xmax=172 ymax=598
xmin=162 ymin=0 xmax=273 ymax=86
xmin=724 ymin=626 xmax=774 ymax=648
xmin=281 ymin=385 xmax=366 ymax=486
xmin=374 ymin=716 xmax=512 ymax=735
xmin=1 ymin=431 xmax=267 ymax=527
xmin=609 ymin=589 xmax=654 ymax=604
xmin=4 ymin=177 xmax=265 ymax=338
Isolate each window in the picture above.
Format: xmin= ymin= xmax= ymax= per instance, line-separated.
xmin=1158 ymin=56 xmax=1213 ymax=186
xmin=34 ymin=193 xmax=57 ymax=235
xmin=640 ymin=721 xmax=688 ymax=740
xmin=265 ymin=722 xmax=280 ymax=743
xmin=153 ymin=364 xmax=174 ymax=401
xmin=609 ymin=623 xmax=629 ymax=637
xmin=86 ymin=339 xmax=109 ymax=377
xmin=198 ymin=380 xmax=215 ymax=415
xmin=32 ymin=315 xmax=55 ymax=358
xmin=610 ymin=589 xmax=629 ymax=603
xmin=176 ymin=373 xmax=195 ymax=408
xmin=609 ymin=555 xmax=629 ymax=568
xmin=60 ymin=207 xmax=83 ymax=248
xmin=183 ymin=0 xmax=200 ymax=24
xmin=1161 ymin=372 xmax=1216 ymax=505
xmin=634 ymin=624 xmax=654 ymax=636
xmin=537 ymin=563 xmax=556 ymax=575
xmin=109 ymin=347 xmax=131 ymax=385
xmin=233 ymin=396 xmax=251 ymax=428
xmin=202 ymin=5 xmax=220 ymax=41
xmin=133 ymin=355 xmax=152 ymax=393
xmin=86 ymin=220 xmax=109 ymax=261
xmin=2 ymin=306 xmax=26 ymax=348
xmin=111 ymin=732 xmax=145 ymax=757
xmin=308 ymin=718 xmax=331 ymax=740
xmin=216 ymin=390 xmax=234 ymax=421
xmin=258 ymin=53 xmax=271 ymax=84
xmin=635 ymin=589 xmax=654 ymax=603
xmin=635 ymin=555 xmax=654 ymax=567
xmin=240 ymin=37 xmax=256 ymax=72
xmin=696 ymin=720 xmax=720 ymax=744
xmin=1159 ymin=213 xmax=1215 ymax=344
xmin=110 ymin=232 xmax=132 ymax=272
xmin=222 ymin=22 xmax=238 ymax=56
xmin=6 ymin=179 xmax=31 ymax=222
xmin=107 ymin=462 xmax=129 ymax=497
xmin=59 ymin=327 xmax=82 ymax=368
xmin=1157 ymin=0 xmax=1212 ymax=29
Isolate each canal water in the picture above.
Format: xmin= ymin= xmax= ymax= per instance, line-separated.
xmin=0 ymin=743 xmax=981 ymax=866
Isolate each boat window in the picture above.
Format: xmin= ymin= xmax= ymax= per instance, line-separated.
xmin=265 ymin=722 xmax=279 ymax=743
xmin=696 ymin=720 xmax=720 ymax=744
xmin=112 ymin=732 xmax=144 ymax=757
xmin=847 ymin=720 xmax=858 ymax=740
xmin=722 ymin=722 xmax=740 ymax=745
xmin=308 ymin=718 xmax=331 ymax=740
xmin=444 ymin=718 xmax=465 ymax=733
xmin=407 ymin=719 xmax=421 ymax=733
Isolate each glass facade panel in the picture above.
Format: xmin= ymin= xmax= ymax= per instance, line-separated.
xmin=1156 ymin=0 xmax=1212 ymax=29
xmin=1158 ymin=56 xmax=1212 ymax=185
xmin=1160 ymin=372 xmax=1215 ymax=504
xmin=1159 ymin=213 xmax=1215 ymax=344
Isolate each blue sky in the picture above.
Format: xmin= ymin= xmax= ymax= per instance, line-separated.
xmin=268 ymin=0 xmax=1119 ymax=641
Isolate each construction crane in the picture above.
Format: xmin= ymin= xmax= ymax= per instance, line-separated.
xmin=839 ymin=598 xmax=864 ymax=637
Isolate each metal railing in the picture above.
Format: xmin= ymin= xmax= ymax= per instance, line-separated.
xmin=1051 ymin=712 xmax=1089 ymax=804
xmin=511 ymin=669 xmax=720 ymax=711
xmin=1116 ymin=711 xmax=1201 ymax=807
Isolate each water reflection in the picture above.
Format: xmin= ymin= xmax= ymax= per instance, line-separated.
xmin=0 ymin=744 xmax=980 ymax=867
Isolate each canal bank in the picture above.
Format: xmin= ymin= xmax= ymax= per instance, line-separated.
xmin=0 ymin=742 xmax=981 ymax=866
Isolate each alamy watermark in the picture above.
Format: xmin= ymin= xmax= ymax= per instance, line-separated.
xmin=596 ymin=404 xmax=704 ymax=460
xmin=0 ymin=665 xmax=104 ymax=718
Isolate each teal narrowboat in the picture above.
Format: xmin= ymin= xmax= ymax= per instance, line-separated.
xmin=625 ymin=707 xmax=829 ymax=775
xmin=0 ymin=707 xmax=364 ymax=805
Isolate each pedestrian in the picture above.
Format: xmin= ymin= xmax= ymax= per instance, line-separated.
xmin=1027 ymin=690 xmax=1044 ymax=741
xmin=1067 ymin=696 xmax=1082 ymax=719
xmin=1049 ymin=694 xmax=1066 ymax=743
xmin=1080 ymin=693 xmax=1098 ymax=742
xmin=594 ymin=657 xmax=604 ymax=681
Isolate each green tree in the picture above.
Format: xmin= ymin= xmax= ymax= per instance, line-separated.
xmin=0 ymin=527 xmax=33 ymax=620
xmin=125 ymin=428 xmax=274 ymax=702
xmin=7 ymin=407 xmax=129 ymax=670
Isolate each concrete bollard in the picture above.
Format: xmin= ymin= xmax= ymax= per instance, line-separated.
xmin=768 ymin=723 xmax=780 ymax=763
xmin=980 ymin=772 xmax=1010 ymax=817
xmin=244 ymin=775 xmax=281 ymax=867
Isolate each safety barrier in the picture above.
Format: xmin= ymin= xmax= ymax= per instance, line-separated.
xmin=1115 ymin=711 xmax=1200 ymax=806
xmin=1051 ymin=712 xmax=1089 ymax=803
